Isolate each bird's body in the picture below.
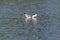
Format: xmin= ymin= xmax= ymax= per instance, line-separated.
xmin=24 ymin=13 xmax=37 ymax=19
xmin=24 ymin=13 xmax=37 ymax=23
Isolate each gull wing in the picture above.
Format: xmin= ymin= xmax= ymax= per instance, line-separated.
xmin=24 ymin=14 xmax=31 ymax=18
xmin=32 ymin=14 xmax=37 ymax=18
xmin=32 ymin=14 xmax=37 ymax=23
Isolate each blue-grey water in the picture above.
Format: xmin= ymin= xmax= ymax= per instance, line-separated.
xmin=0 ymin=0 xmax=60 ymax=40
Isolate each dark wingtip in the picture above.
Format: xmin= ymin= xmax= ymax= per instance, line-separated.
xmin=24 ymin=13 xmax=26 ymax=14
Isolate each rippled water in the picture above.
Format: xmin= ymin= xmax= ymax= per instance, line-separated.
xmin=0 ymin=0 xmax=60 ymax=40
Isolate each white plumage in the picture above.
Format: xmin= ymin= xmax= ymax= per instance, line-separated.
xmin=32 ymin=14 xmax=37 ymax=18
xmin=24 ymin=13 xmax=37 ymax=23
xmin=24 ymin=13 xmax=31 ymax=19
xmin=24 ymin=13 xmax=37 ymax=19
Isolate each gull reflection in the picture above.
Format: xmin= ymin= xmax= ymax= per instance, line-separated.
xmin=32 ymin=16 xmax=37 ymax=24
xmin=24 ymin=13 xmax=37 ymax=24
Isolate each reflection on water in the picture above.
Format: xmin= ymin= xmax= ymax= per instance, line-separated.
xmin=32 ymin=17 xmax=37 ymax=24
xmin=25 ymin=17 xmax=31 ymax=23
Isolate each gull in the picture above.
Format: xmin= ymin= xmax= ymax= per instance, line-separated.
xmin=24 ymin=13 xmax=37 ymax=23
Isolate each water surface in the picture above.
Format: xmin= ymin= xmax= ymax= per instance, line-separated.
xmin=0 ymin=0 xmax=60 ymax=40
